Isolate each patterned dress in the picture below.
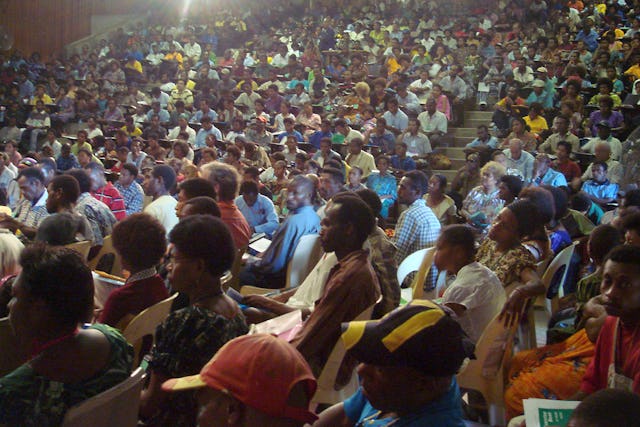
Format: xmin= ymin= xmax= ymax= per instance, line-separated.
xmin=0 ymin=324 xmax=133 ymax=427
xmin=148 ymin=306 xmax=248 ymax=426
xmin=476 ymin=239 xmax=536 ymax=288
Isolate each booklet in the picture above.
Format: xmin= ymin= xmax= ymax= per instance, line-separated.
xmin=523 ymin=399 xmax=580 ymax=427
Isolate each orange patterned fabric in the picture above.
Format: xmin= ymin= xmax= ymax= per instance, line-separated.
xmin=504 ymin=328 xmax=594 ymax=419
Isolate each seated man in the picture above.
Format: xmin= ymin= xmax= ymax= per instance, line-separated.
xmin=315 ymin=301 xmax=475 ymax=427
xmin=465 ymin=124 xmax=499 ymax=150
xmin=85 ymin=162 xmax=126 ymax=221
xmin=0 ymin=167 xmax=50 ymax=239
xmin=239 ymin=175 xmax=320 ymax=289
xmin=291 ymin=194 xmax=381 ymax=383
xmin=161 ymin=334 xmax=318 ymax=427
xmin=390 ymin=142 xmax=416 ymax=173
xmin=581 ymin=120 xmax=622 ymax=161
xmin=574 ymin=245 xmax=640 ymax=399
xmin=532 ymin=153 xmax=568 ymax=187
xmin=435 ymin=225 xmax=505 ymax=342
xmin=581 ymin=161 xmax=619 ymax=207
xmin=580 ymin=142 xmax=623 ymax=185
xmin=235 ymin=180 xmax=279 ymax=238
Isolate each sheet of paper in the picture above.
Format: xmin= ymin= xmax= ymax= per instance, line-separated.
xmin=523 ymin=399 xmax=580 ymax=427
xmin=249 ymin=237 xmax=271 ymax=254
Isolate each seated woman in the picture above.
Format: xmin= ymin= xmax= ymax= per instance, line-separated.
xmin=476 ymin=200 xmax=545 ymax=323
xmin=424 ymin=174 xmax=457 ymax=226
xmin=0 ymin=232 xmax=25 ymax=317
xmin=366 ymin=156 xmax=397 ymax=219
xmin=498 ymin=174 xmax=524 ymax=205
xmin=542 ymin=185 xmax=574 ymax=255
xmin=97 ymin=213 xmax=169 ymax=328
xmin=139 ymin=215 xmax=248 ymax=426
xmin=518 ymin=186 xmax=555 ymax=261
xmin=523 ymin=102 xmax=548 ymax=136
xmin=461 ymin=161 xmax=505 ymax=231
xmin=501 ymin=116 xmax=537 ymax=152
xmin=0 ymin=244 xmax=132 ymax=426
xmin=504 ymin=225 xmax=621 ymax=420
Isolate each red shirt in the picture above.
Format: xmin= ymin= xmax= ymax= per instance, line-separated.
xmin=218 ymin=200 xmax=251 ymax=249
xmin=555 ymin=159 xmax=582 ymax=183
xmin=92 ymin=182 xmax=126 ymax=220
xmin=98 ymin=274 xmax=169 ymax=327
xmin=581 ymin=316 xmax=640 ymax=395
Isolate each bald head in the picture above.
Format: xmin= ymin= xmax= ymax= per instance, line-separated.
xmin=594 ymin=142 xmax=612 ymax=161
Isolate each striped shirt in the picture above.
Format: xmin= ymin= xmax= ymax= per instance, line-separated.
xmin=91 ymin=182 xmax=126 ymax=221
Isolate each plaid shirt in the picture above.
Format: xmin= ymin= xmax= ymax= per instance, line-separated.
xmin=114 ymin=181 xmax=144 ymax=216
xmin=392 ymin=198 xmax=441 ymax=264
xmin=92 ymin=182 xmax=126 ymax=221
xmin=13 ymin=190 xmax=49 ymax=228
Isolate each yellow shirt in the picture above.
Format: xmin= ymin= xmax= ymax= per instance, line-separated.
xmin=524 ymin=115 xmax=548 ymax=135
xmin=125 ymin=60 xmax=142 ymax=74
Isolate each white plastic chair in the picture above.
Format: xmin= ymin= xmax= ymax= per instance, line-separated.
xmin=457 ymin=312 xmax=520 ymax=426
xmin=88 ymin=235 xmax=124 ymax=277
xmin=61 ymin=367 xmax=145 ymax=427
xmin=397 ymin=248 xmax=436 ymax=301
xmin=122 ymin=294 xmax=178 ymax=366
xmin=285 ymin=234 xmax=323 ymax=289
xmin=541 ymin=242 xmax=577 ymax=314
xmin=240 ymin=234 xmax=323 ymax=296
xmin=311 ymin=296 xmax=381 ymax=406
xmin=64 ymin=240 xmax=92 ymax=261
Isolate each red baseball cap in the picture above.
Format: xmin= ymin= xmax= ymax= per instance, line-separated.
xmin=162 ymin=334 xmax=318 ymax=423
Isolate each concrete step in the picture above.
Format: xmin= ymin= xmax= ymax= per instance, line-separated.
xmin=449 ymin=158 xmax=465 ymax=169
xmin=448 ymin=127 xmax=477 ymax=138
xmin=451 ymin=136 xmax=474 ymax=147
xmin=464 ymin=110 xmax=493 ymax=120
xmin=464 ymin=117 xmax=493 ymax=128
xmin=441 ymin=147 xmax=466 ymax=158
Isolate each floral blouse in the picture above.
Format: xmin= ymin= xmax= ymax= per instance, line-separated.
xmin=462 ymin=186 xmax=504 ymax=229
xmin=476 ymin=239 xmax=536 ymax=288
xmin=148 ymin=306 xmax=248 ymax=426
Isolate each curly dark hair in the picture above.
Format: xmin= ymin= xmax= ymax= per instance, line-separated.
xmin=169 ymin=215 xmax=235 ymax=277
xmin=112 ymin=213 xmax=167 ymax=271
xmin=19 ymin=243 xmax=94 ymax=327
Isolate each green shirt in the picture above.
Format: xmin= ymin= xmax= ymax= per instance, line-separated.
xmin=0 ymin=324 xmax=133 ymax=427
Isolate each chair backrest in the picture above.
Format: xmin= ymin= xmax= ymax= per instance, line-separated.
xmin=396 ymin=248 xmax=428 ymax=286
xmin=285 ymin=234 xmax=323 ymax=289
xmin=311 ymin=296 xmax=381 ymax=406
xmin=222 ymin=246 xmax=247 ymax=292
xmin=411 ymin=247 xmax=436 ymax=300
xmin=456 ymin=312 xmax=520 ymax=426
xmin=541 ymin=243 xmax=576 ymax=313
xmin=122 ymin=294 xmax=178 ymax=365
xmin=88 ymin=235 xmax=124 ymax=277
xmin=0 ymin=316 xmax=27 ymax=377
xmin=61 ymin=367 xmax=145 ymax=427
xmin=65 ymin=240 xmax=92 ymax=261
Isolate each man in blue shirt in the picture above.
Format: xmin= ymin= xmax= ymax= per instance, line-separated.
xmin=190 ymin=99 xmax=218 ymax=124
xmin=277 ymin=117 xmax=304 ymax=142
xmin=315 ymin=301 xmax=474 ymax=427
xmin=308 ymin=119 xmax=333 ymax=149
xmin=576 ymin=18 xmax=599 ymax=52
xmin=194 ymin=116 xmax=223 ymax=149
xmin=532 ymin=153 xmax=568 ymax=187
xmin=582 ymin=160 xmax=619 ymax=206
xmin=235 ymin=180 xmax=279 ymax=238
xmin=390 ymin=142 xmax=416 ymax=172
xmin=238 ymin=175 xmax=320 ymax=289
xmin=465 ymin=124 xmax=498 ymax=149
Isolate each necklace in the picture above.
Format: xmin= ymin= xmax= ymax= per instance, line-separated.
xmin=31 ymin=328 xmax=79 ymax=360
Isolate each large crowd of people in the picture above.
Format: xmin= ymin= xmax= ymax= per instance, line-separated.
xmin=0 ymin=0 xmax=640 ymax=425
